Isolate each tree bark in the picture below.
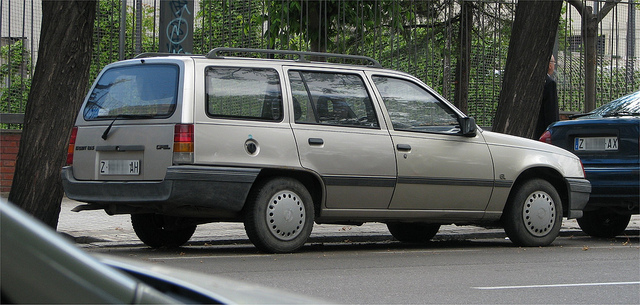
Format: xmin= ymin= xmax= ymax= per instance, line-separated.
xmin=8 ymin=0 xmax=96 ymax=229
xmin=566 ymin=0 xmax=622 ymax=112
xmin=493 ymin=0 xmax=562 ymax=138
xmin=454 ymin=0 xmax=473 ymax=114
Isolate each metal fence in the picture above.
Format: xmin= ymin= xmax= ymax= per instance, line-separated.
xmin=1 ymin=0 xmax=638 ymax=128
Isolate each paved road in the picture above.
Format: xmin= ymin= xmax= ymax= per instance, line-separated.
xmin=57 ymin=198 xmax=640 ymax=304
xmin=98 ymin=238 xmax=639 ymax=304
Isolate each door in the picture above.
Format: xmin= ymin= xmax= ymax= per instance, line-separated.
xmin=370 ymin=74 xmax=494 ymax=213
xmin=286 ymin=68 xmax=396 ymax=209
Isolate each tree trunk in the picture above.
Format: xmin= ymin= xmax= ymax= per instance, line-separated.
xmin=583 ymin=7 xmax=598 ymax=112
xmin=493 ymin=0 xmax=562 ymax=138
xmin=566 ymin=0 xmax=622 ymax=112
xmin=454 ymin=0 xmax=473 ymax=114
xmin=8 ymin=0 xmax=96 ymax=229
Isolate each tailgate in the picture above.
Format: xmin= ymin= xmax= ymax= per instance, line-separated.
xmin=72 ymin=124 xmax=174 ymax=181
xmin=551 ymin=121 xmax=639 ymax=166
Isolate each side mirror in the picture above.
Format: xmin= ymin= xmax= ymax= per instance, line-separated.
xmin=458 ymin=117 xmax=477 ymax=137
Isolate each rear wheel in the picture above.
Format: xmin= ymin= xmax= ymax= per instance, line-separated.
xmin=577 ymin=209 xmax=631 ymax=238
xmin=244 ymin=178 xmax=314 ymax=253
xmin=131 ymin=214 xmax=196 ymax=248
xmin=503 ymin=179 xmax=562 ymax=247
xmin=387 ymin=223 xmax=440 ymax=243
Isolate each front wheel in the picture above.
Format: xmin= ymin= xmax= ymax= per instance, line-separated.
xmin=577 ymin=209 xmax=631 ymax=238
xmin=503 ymin=179 xmax=562 ymax=247
xmin=244 ymin=178 xmax=314 ymax=253
xmin=131 ymin=214 xmax=196 ymax=248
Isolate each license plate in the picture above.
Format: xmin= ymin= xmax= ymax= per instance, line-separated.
xmin=100 ymin=160 xmax=140 ymax=175
xmin=574 ymin=137 xmax=618 ymax=151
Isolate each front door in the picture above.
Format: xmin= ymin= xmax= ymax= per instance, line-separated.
xmin=370 ymin=74 xmax=494 ymax=216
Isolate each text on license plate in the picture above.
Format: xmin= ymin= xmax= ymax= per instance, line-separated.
xmin=100 ymin=160 xmax=140 ymax=175
xmin=574 ymin=137 xmax=618 ymax=151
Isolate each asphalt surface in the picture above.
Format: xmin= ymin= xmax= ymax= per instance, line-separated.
xmin=56 ymin=198 xmax=640 ymax=248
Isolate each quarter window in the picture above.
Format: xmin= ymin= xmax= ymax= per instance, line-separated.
xmin=372 ymin=76 xmax=459 ymax=134
xmin=288 ymin=71 xmax=378 ymax=128
xmin=206 ymin=67 xmax=282 ymax=121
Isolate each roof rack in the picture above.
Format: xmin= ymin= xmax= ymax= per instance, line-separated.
xmin=134 ymin=52 xmax=196 ymax=59
xmin=205 ymin=47 xmax=382 ymax=68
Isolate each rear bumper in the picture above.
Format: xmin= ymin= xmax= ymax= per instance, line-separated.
xmin=61 ymin=165 xmax=259 ymax=213
xmin=565 ymin=178 xmax=592 ymax=219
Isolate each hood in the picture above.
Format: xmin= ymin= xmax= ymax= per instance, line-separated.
xmin=481 ymin=130 xmax=578 ymax=159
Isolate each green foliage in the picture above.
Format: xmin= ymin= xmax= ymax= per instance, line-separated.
xmin=194 ymin=0 xmax=262 ymax=53
xmin=91 ymin=0 xmax=157 ymax=82
xmin=0 ymin=40 xmax=31 ymax=129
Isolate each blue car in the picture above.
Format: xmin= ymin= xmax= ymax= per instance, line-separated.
xmin=540 ymin=91 xmax=639 ymax=238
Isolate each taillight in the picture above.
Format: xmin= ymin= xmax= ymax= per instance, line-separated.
xmin=66 ymin=127 xmax=78 ymax=165
xmin=539 ymin=130 xmax=552 ymax=144
xmin=173 ymin=124 xmax=194 ymax=164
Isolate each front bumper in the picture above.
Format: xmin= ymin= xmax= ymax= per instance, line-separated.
xmin=61 ymin=165 xmax=260 ymax=214
xmin=565 ymin=178 xmax=592 ymax=219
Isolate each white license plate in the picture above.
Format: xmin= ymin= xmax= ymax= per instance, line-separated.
xmin=100 ymin=160 xmax=140 ymax=175
xmin=574 ymin=137 xmax=618 ymax=151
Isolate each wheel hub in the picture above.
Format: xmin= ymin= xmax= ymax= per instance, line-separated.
xmin=266 ymin=191 xmax=306 ymax=241
xmin=522 ymin=191 xmax=556 ymax=237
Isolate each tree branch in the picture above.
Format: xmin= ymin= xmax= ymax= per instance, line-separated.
xmin=597 ymin=0 xmax=622 ymax=22
xmin=566 ymin=0 xmax=585 ymax=15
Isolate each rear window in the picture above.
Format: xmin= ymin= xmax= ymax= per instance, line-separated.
xmin=205 ymin=67 xmax=283 ymax=121
xmin=83 ymin=64 xmax=179 ymax=120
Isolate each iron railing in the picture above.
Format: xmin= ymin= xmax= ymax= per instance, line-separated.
xmin=1 ymin=0 xmax=638 ymax=128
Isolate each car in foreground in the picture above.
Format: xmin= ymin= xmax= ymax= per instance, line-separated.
xmin=0 ymin=199 xmax=325 ymax=304
xmin=62 ymin=48 xmax=590 ymax=253
xmin=540 ymin=91 xmax=639 ymax=237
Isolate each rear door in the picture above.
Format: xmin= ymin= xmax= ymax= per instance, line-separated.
xmin=72 ymin=60 xmax=185 ymax=181
xmin=286 ymin=68 xmax=397 ymax=209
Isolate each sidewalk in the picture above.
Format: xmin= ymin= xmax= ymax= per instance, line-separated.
xmin=56 ymin=197 xmax=640 ymax=248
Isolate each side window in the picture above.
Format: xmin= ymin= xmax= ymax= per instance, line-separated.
xmin=206 ymin=67 xmax=282 ymax=121
xmin=372 ymin=76 xmax=460 ymax=134
xmin=288 ymin=71 xmax=378 ymax=128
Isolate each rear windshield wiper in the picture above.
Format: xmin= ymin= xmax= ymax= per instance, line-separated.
xmin=569 ymin=113 xmax=594 ymax=119
xmin=602 ymin=111 xmax=640 ymax=118
xmin=101 ymin=114 xmax=155 ymax=140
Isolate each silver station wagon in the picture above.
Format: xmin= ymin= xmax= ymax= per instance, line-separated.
xmin=62 ymin=48 xmax=591 ymax=253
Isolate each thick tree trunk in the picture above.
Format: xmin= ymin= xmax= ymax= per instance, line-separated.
xmin=8 ymin=0 xmax=96 ymax=229
xmin=493 ymin=0 xmax=562 ymax=138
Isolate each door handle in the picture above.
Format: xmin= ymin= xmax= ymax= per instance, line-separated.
xmin=308 ymin=138 xmax=324 ymax=145
xmin=396 ymin=144 xmax=411 ymax=151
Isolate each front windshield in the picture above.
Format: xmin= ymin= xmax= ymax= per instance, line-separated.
xmin=83 ymin=64 xmax=179 ymax=120
xmin=586 ymin=91 xmax=640 ymax=118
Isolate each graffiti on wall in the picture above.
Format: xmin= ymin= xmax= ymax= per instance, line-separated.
xmin=160 ymin=0 xmax=193 ymax=53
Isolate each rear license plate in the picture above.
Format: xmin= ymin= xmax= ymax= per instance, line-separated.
xmin=574 ymin=137 xmax=618 ymax=151
xmin=100 ymin=160 xmax=140 ymax=175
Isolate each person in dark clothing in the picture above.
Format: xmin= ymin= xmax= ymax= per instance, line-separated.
xmin=535 ymin=55 xmax=559 ymax=139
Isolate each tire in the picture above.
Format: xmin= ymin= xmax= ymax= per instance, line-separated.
xmin=131 ymin=214 xmax=196 ymax=248
xmin=387 ymin=223 xmax=440 ymax=243
xmin=503 ymin=179 xmax=562 ymax=247
xmin=244 ymin=178 xmax=314 ymax=253
xmin=577 ymin=209 xmax=631 ymax=238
